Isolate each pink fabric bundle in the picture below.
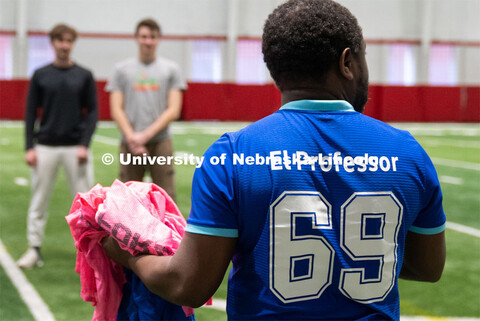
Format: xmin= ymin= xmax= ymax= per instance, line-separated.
xmin=66 ymin=180 xmax=194 ymax=321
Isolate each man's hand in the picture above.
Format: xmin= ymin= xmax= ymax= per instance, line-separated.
xmin=103 ymin=232 xmax=235 ymax=308
xmin=130 ymin=144 xmax=148 ymax=156
xmin=128 ymin=131 xmax=150 ymax=146
xmin=126 ymin=132 xmax=150 ymax=156
xmin=102 ymin=236 xmax=135 ymax=268
xmin=25 ymin=148 xmax=37 ymax=167
xmin=77 ymin=146 xmax=89 ymax=164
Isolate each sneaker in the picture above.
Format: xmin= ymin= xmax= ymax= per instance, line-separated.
xmin=17 ymin=248 xmax=44 ymax=268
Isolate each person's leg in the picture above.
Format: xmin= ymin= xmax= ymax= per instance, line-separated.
xmin=62 ymin=146 xmax=94 ymax=195
xmin=148 ymin=138 xmax=176 ymax=200
xmin=119 ymin=142 xmax=146 ymax=182
xmin=18 ymin=145 xmax=60 ymax=268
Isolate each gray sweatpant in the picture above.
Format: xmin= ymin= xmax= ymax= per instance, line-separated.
xmin=27 ymin=145 xmax=94 ymax=247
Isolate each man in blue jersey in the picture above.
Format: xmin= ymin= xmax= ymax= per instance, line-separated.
xmin=103 ymin=0 xmax=446 ymax=320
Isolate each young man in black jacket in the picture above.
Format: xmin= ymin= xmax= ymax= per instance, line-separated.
xmin=18 ymin=23 xmax=98 ymax=268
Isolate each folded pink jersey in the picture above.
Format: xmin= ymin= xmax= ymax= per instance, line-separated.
xmin=66 ymin=180 xmax=198 ymax=321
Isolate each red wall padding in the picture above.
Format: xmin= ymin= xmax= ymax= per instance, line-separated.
xmin=1 ymin=80 xmax=479 ymax=122
xmin=0 ymin=80 xmax=29 ymax=120
xmin=182 ymin=83 xmax=281 ymax=121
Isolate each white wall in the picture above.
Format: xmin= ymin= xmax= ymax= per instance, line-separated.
xmin=1 ymin=0 xmax=479 ymax=84
xmin=1 ymin=0 xmax=229 ymax=35
xmin=3 ymin=0 xmax=477 ymax=40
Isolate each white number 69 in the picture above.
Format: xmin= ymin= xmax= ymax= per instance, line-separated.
xmin=269 ymin=191 xmax=403 ymax=304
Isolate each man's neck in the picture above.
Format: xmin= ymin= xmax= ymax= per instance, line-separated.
xmin=139 ymin=54 xmax=156 ymax=65
xmin=281 ymin=89 xmax=344 ymax=106
xmin=279 ymin=72 xmax=352 ymax=106
xmin=53 ymin=59 xmax=73 ymax=68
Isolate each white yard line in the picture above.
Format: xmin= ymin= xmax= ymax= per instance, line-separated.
xmin=14 ymin=177 xmax=29 ymax=186
xmin=1 ymin=120 xmax=479 ymax=132
xmin=447 ymin=222 xmax=480 ymax=238
xmin=93 ymin=134 xmax=118 ymax=145
xmin=421 ymin=138 xmax=480 ymax=149
xmin=171 ymin=121 xmax=250 ymax=134
xmin=391 ymin=123 xmax=480 ymax=137
xmin=439 ymin=176 xmax=463 ymax=185
xmin=0 ymin=239 xmax=56 ymax=321
xmin=432 ymin=158 xmax=480 ymax=171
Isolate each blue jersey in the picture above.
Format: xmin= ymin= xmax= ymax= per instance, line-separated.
xmin=117 ymin=269 xmax=195 ymax=321
xmin=186 ymin=100 xmax=446 ymax=320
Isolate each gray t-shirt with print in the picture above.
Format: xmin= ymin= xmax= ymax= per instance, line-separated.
xmin=106 ymin=56 xmax=186 ymax=142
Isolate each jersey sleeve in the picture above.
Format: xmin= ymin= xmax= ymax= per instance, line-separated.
xmin=409 ymin=149 xmax=447 ymax=235
xmin=186 ymin=135 xmax=238 ymax=238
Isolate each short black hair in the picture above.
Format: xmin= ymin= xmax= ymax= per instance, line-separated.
xmin=262 ymin=0 xmax=364 ymax=90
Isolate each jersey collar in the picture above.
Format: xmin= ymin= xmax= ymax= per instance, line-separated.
xmin=280 ymin=100 xmax=355 ymax=112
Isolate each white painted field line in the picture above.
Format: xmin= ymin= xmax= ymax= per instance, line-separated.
xmin=171 ymin=121 xmax=250 ymax=134
xmin=93 ymin=134 xmax=118 ymax=145
xmin=421 ymin=138 xmax=480 ymax=149
xmin=391 ymin=123 xmax=480 ymax=137
xmin=439 ymin=176 xmax=463 ymax=185
xmin=0 ymin=239 xmax=55 ymax=321
xmin=14 ymin=177 xmax=29 ymax=186
xmin=1 ymin=121 xmax=479 ymax=133
xmin=432 ymin=158 xmax=480 ymax=171
xmin=447 ymin=222 xmax=480 ymax=238
xmin=185 ymin=138 xmax=197 ymax=147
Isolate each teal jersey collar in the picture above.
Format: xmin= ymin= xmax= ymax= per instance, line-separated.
xmin=280 ymin=100 xmax=355 ymax=112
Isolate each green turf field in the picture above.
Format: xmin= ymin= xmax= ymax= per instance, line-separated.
xmin=0 ymin=121 xmax=479 ymax=321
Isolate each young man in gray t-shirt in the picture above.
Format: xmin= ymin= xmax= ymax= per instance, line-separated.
xmin=106 ymin=18 xmax=186 ymax=199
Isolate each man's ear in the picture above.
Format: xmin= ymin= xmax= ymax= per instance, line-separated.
xmin=339 ymin=48 xmax=354 ymax=80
